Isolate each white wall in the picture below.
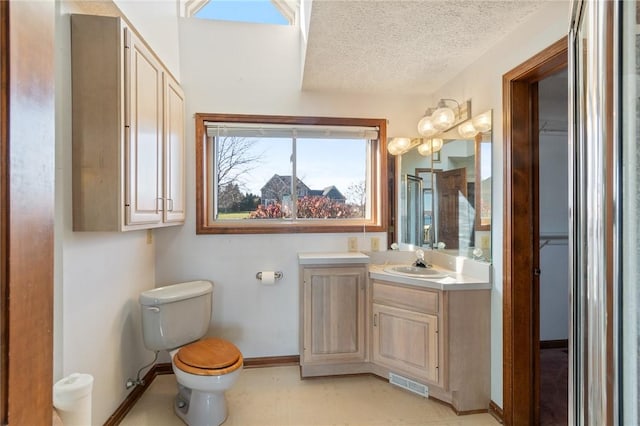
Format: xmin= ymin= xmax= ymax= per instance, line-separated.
xmin=153 ymin=16 xmax=421 ymax=359
xmin=114 ymin=0 xmax=181 ymax=79
xmin=427 ymin=0 xmax=571 ymax=407
xmin=54 ymin=1 xmax=180 ymax=424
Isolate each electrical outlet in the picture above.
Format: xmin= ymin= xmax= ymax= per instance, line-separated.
xmin=348 ymin=237 xmax=358 ymax=252
xmin=480 ymin=235 xmax=490 ymax=249
xmin=146 ymin=229 xmax=153 ymax=245
xmin=371 ymin=237 xmax=380 ymax=251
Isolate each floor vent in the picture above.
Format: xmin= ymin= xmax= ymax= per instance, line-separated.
xmin=389 ymin=372 xmax=428 ymax=398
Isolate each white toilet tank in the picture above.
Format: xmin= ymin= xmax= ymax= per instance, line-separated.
xmin=139 ymin=280 xmax=213 ymax=351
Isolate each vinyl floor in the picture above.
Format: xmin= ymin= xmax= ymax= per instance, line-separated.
xmin=120 ymin=366 xmax=501 ymax=426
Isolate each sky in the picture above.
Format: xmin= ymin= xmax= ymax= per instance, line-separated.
xmin=195 ymin=0 xmax=289 ymax=25
xmin=230 ymin=137 xmax=367 ymax=200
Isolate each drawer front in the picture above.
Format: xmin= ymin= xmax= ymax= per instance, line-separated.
xmin=372 ymin=281 xmax=439 ymax=314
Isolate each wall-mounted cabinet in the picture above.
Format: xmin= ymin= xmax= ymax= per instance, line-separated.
xmin=71 ymin=14 xmax=185 ymax=231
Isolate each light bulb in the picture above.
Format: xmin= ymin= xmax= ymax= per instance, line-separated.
xmin=387 ymin=137 xmax=411 ymax=155
xmin=431 ymin=138 xmax=443 ymax=152
xmin=457 ymin=121 xmax=477 ymax=138
xmin=432 ymin=106 xmax=455 ymax=131
xmin=417 ymin=140 xmax=433 ymax=156
xmin=417 ymin=115 xmax=438 ymax=137
xmin=472 ymin=111 xmax=492 ymax=132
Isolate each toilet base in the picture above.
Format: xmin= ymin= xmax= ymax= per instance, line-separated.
xmin=174 ymin=384 xmax=228 ymax=426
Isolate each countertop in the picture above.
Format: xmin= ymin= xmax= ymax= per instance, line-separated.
xmin=297 ymin=252 xmax=491 ymax=290
xmin=297 ymin=252 xmax=370 ymax=265
xmin=369 ymin=264 xmax=492 ymax=291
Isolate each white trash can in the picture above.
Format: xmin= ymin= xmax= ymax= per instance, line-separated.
xmin=53 ymin=373 xmax=93 ymax=426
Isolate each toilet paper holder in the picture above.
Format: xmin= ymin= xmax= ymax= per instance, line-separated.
xmin=256 ymin=271 xmax=283 ymax=280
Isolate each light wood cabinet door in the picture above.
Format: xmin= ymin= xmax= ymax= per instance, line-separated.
xmin=302 ymin=267 xmax=366 ymax=364
xmin=125 ymin=28 xmax=163 ymax=226
xmin=71 ymin=15 xmax=185 ymax=231
xmin=372 ymin=303 xmax=439 ymax=383
xmin=163 ymin=73 xmax=186 ymax=223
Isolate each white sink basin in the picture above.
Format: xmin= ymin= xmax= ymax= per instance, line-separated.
xmin=383 ymin=266 xmax=449 ymax=279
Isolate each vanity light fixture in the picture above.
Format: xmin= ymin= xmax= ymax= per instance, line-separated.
xmin=390 ymin=99 xmax=471 ymax=157
xmin=417 ymin=98 xmax=465 ymax=136
xmin=431 ymin=99 xmax=459 ymax=130
xmin=456 ymin=110 xmax=492 ymax=139
xmin=417 ymin=115 xmax=438 ymax=137
xmin=417 ymin=140 xmax=432 ymax=156
xmin=417 ymin=138 xmax=444 ymax=157
xmin=457 ymin=120 xmax=478 ymax=138
xmin=388 ymin=137 xmax=420 ymax=156
xmin=431 ymin=138 xmax=443 ymax=152
xmin=471 ymin=110 xmax=492 ymax=132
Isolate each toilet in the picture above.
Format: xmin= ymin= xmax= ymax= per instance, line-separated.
xmin=139 ymin=280 xmax=242 ymax=426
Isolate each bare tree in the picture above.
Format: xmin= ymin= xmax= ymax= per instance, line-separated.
xmin=215 ymin=136 xmax=262 ymax=192
xmin=346 ymin=181 xmax=366 ymax=208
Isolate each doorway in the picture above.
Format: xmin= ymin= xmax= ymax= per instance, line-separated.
xmin=537 ymin=69 xmax=569 ymax=425
xmin=502 ymin=37 xmax=568 ymax=425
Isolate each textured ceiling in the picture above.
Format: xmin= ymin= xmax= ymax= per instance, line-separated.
xmin=302 ymin=1 xmax=548 ymax=96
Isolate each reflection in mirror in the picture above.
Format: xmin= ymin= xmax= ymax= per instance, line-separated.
xmin=397 ymin=110 xmax=492 ymax=262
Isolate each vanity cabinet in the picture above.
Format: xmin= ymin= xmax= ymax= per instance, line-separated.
xmin=300 ymin=265 xmax=368 ymax=377
xmin=370 ymin=278 xmax=490 ymax=413
xmin=371 ymin=281 xmax=441 ymax=385
xmin=372 ymin=305 xmax=439 ymax=382
xmin=71 ymin=14 xmax=185 ymax=231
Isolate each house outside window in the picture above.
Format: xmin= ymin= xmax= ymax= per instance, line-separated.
xmin=195 ymin=113 xmax=387 ymax=234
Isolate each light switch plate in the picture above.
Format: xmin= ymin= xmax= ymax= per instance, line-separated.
xmin=371 ymin=237 xmax=380 ymax=251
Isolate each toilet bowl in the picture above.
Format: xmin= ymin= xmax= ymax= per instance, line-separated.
xmin=138 ymin=281 xmax=243 ymax=426
xmin=170 ymin=338 xmax=243 ymax=426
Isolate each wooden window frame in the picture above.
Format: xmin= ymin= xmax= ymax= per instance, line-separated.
xmin=195 ymin=113 xmax=388 ymax=234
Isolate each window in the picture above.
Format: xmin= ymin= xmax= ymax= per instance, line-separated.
xmin=188 ymin=0 xmax=296 ymax=25
xmin=195 ymin=114 xmax=388 ymax=234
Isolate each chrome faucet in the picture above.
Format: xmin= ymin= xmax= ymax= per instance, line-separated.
xmin=413 ymin=249 xmax=431 ymax=268
xmin=423 ymin=225 xmax=432 ymax=246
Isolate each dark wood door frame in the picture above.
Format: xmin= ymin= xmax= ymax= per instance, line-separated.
xmin=1 ymin=2 xmax=55 ymax=424
xmin=502 ymin=37 xmax=567 ymax=425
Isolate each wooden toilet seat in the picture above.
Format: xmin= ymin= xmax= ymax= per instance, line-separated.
xmin=174 ymin=338 xmax=243 ymax=376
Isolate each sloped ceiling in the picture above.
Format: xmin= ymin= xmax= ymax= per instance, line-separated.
xmin=302 ymin=0 xmax=549 ymax=96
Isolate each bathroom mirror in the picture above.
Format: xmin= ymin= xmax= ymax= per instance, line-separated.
xmin=397 ymin=110 xmax=492 ymax=261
